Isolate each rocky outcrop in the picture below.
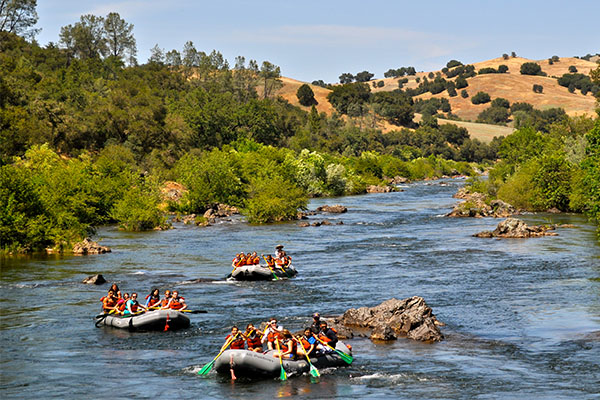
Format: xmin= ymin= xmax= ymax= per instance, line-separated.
xmin=331 ymin=297 xmax=444 ymax=343
xmin=72 ymin=238 xmax=111 ymax=254
xmin=366 ymin=185 xmax=396 ymax=193
xmin=316 ymin=205 xmax=347 ymax=213
xmin=82 ymin=274 xmax=106 ymax=285
xmin=448 ymin=189 xmax=516 ymax=218
xmin=161 ymin=181 xmax=187 ymax=203
xmin=474 ymin=217 xmax=558 ymax=238
xmin=387 ymin=176 xmax=409 ymax=184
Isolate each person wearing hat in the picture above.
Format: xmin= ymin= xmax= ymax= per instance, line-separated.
xmin=275 ymin=244 xmax=284 ymax=259
xmin=310 ymin=312 xmax=321 ymax=334
xmin=261 ymin=318 xmax=283 ymax=350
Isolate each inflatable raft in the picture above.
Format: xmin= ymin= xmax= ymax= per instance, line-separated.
xmin=95 ymin=309 xmax=190 ymax=331
xmin=214 ymin=342 xmax=352 ymax=379
xmin=228 ymin=264 xmax=298 ymax=281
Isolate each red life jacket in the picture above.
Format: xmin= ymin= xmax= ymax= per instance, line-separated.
xmin=169 ymin=297 xmax=185 ymax=310
xmin=300 ymin=337 xmax=312 ymax=350
xmin=246 ymin=331 xmax=262 ymax=349
xmin=129 ymin=300 xmax=139 ymax=313
xmin=227 ymin=334 xmax=245 ymax=350
xmin=116 ymin=299 xmax=127 ymax=312
xmin=160 ymin=297 xmax=170 ymax=308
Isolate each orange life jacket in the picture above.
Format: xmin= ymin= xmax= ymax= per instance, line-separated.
xmin=160 ymin=297 xmax=170 ymax=308
xmin=246 ymin=331 xmax=262 ymax=349
xmin=147 ymin=297 xmax=160 ymax=308
xmin=300 ymin=337 xmax=312 ymax=350
xmin=169 ymin=296 xmax=185 ymax=310
xmin=102 ymin=296 xmax=117 ymax=310
xmin=227 ymin=334 xmax=245 ymax=350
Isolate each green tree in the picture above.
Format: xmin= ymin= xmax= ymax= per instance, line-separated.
xmin=103 ymin=12 xmax=136 ymax=65
xmin=339 ymin=73 xmax=354 ymax=84
xmin=0 ymin=0 xmax=39 ymax=39
xmin=296 ymin=83 xmax=316 ymax=106
xmin=59 ymin=14 xmax=107 ymax=60
xmin=259 ymin=61 xmax=282 ymax=99
xmin=355 ymin=70 xmax=374 ymax=82
xmin=520 ymin=62 xmax=544 ymax=76
xmin=471 ymin=91 xmax=491 ymax=104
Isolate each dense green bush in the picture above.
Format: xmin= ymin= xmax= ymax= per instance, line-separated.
xmin=520 ymin=62 xmax=545 ymax=76
xmin=477 ymin=106 xmax=510 ymax=125
xmin=471 ymin=92 xmax=491 ymax=104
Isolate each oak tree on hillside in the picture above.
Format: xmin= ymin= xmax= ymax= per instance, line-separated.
xmin=59 ymin=14 xmax=108 ymax=60
xmin=296 ymin=84 xmax=317 ymax=106
xmin=355 ymin=71 xmax=374 ymax=82
xmin=339 ymin=73 xmax=354 ymax=84
xmin=520 ymin=62 xmax=545 ymax=76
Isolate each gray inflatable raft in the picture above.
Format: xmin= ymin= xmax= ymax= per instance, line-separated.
xmin=95 ymin=309 xmax=190 ymax=331
xmin=214 ymin=342 xmax=352 ymax=379
xmin=229 ymin=264 xmax=298 ymax=281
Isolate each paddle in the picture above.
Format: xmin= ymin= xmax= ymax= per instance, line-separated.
xmin=198 ymin=334 xmax=237 ymax=375
xmin=262 ymin=255 xmax=279 ymax=281
xmin=180 ymin=309 xmax=208 ymax=314
xmin=275 ymin=337 xmax=287 ymax=381
xmin=292 ymin=334 xmax=320 ymax=378
xmin=314 ymin=337 xmax=353 ymax=364
xmin=227 ymin=258 xmax=245 ymax=279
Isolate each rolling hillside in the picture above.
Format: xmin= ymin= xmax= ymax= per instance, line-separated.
xmin=276 ymin=56 xmax=598 ymax=143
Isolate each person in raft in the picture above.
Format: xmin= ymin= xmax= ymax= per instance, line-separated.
xmin=318 ymin=321 xmax=338 ymax=352
xmin=115 ymin=292 xmax=130 ymax=314
xmin=144 ymin=288 xmax=160 ymax=309
xmin=159 ymin=290 xmax=171 ymax=309
xmin=249 ymin=251 xmax=260 ymax=265
xmin=262 ymin=318 xmax=283 ymax=350
xmin=310 ymin=312 xmax=322 ymax=334
xmin=166 ymin=290 xmax=187 ymax=310
xmin=123 ymin=292 xmax=147 ymax=316
xmin=101 ymin=290 xmax=119 ymax=313
xmin=275 ymin=244 xmax=284 ymax=259
xmin=299 ymin=328 xmax=318 ymax=357
xmin=262 ymin=254 xmax=276 ymax=269
xmin=244 ymin=323 xmax=263 ymax=352
xmin=232 ymin=253 xmax=243 ymax=268
xmin=223 ymin=326 xmax=246 ymax=351
xmin=272 ymin=329 xmax=298 ymax=360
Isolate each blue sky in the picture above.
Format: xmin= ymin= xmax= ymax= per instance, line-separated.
xmin=36 ymin=0 xmax=599 ymax=83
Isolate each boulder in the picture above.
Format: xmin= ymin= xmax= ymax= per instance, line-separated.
xmin=474 ymin=217 xmax=558 ymax=238
xmin=316 ymin=205 xmax=347 ymax=213
xmin=366 ymin=185 xmax=394 ymax=193
xmin=82 ymin=274 xmax=106 ymax=285
xmin=161 ymin=181 xmax=187 ymax=203
xmin=72 ymin=238 xmax=111 ymax=254
xmin=334 ymin=297 xmax=444 ymax=343
xmin=448 ymin=190 xmax=517 ymax=218
xmin=388 ymin=176 xmax=409 ymax=184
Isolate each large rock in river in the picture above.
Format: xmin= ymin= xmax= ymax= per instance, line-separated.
xmin=474 ymin=217 xmax=558 ymax=238
xmin=316 ymin=205 xmax=347 ymax=213
xmin=72 ymin=238 xmax=111 ymax=254
xmin=333 ymin=297 xmax=444 ymax=343
xmin=82 ymin=274 xmax=106 ymax=285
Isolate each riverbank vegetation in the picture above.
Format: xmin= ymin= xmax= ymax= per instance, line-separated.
xmin=1 ymin=7 xmax=600 ymax=251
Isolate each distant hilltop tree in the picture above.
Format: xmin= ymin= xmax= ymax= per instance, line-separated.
xmin=355 ymin=71 xmax=374 ymax=82
xmin=339 ymin=73 xmax=354 ymax=84
xmin=311 ymin=79 xmax=329 ymax=88
xmin=502 ymin=53 xmax=509 ymax=60
xmin=520 ymin=62 xmax=546 ymax=76
xmin=446 ymin=59 xmax=463 ymax=68
xmin=384 ymin=66 xmax=416 ymax=78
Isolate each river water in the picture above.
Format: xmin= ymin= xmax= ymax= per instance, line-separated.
xmin=1 ymin=179 xmax=599 ymax=399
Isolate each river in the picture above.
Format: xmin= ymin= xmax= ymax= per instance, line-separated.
xmin=1 ymin=179 xmax=599 ymax=399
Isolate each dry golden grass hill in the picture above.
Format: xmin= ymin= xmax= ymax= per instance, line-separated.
xmin=276 ymin=56 xmax=598 ymax=143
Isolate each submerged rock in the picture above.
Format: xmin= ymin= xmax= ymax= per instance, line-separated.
xmin=72 ymin=238 xmax=111 ymax=254
xmin=82 ymin=274 xmax=106 ymax=285
xmin=366 ymin=185 xmax=395 ymax=193
xmin=474 ymin=217 xmax=558 ymax=238
xmin=332 ymin=297 xmax=444 ymax=343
